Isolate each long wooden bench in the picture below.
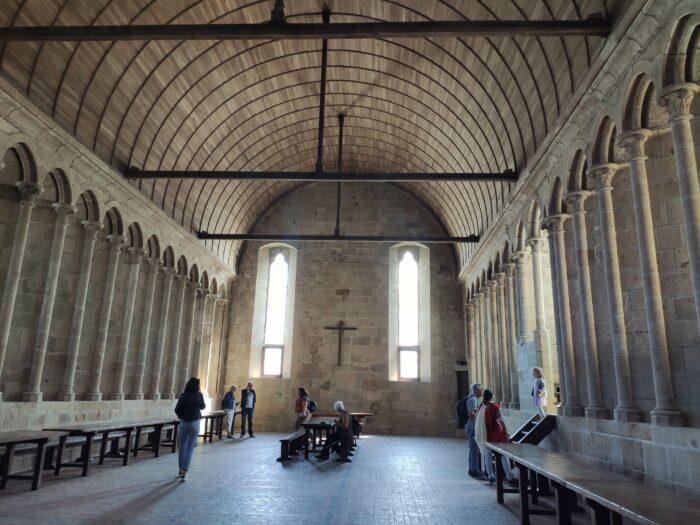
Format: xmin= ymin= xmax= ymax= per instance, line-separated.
xmin=0 ymin=431 xmax=68 ymax=491
xmin=487 ymin=442 xmax=698 ymax=525
xmin=276 ymin=429 xmax=306 ymax=462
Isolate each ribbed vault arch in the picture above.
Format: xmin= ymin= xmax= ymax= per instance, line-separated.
xmin=0 ymin=0 xmax=618 ymax=270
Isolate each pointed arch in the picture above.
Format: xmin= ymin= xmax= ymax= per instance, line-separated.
xmin=590 ymin=116 xmax=618 ymax=166
xmin=568 ymin=150 xmax=588 ymax=192
xmin=662 ymin=13 xmax=700 ymax=86
xmin=189 ymin=263 xmax=200 ymax=283
xmin=0 ymin=143 xmax=38 ymax=185
xmin=146 ymin=234 xmax=161 ymax=259
xmin=162 ymin=246 xmax=176 ymax=269
xmin=40 ymin=168 xmax=73 ymax=205
xmin=103 ymin=207 xmax=124 ymax=236
xmin=548 ymin=177 xmax=566 ymax=216
xmin=75 ymin=190 xmax=101 ymax=223
xmin=126 ymin=223 xmax=144 ymax=249
xmin=177 ymin=255 xmax=189 ymax=276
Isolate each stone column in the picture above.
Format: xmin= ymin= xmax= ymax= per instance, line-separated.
xmin=589 ymin=163 xmax=640 ymax=422
xmin=526 ymin=237 xmax=551 ymax=359
xmin=203 ymin=298 xmax=227 ymax=396
xmin=481 ymin=285 xmax=493 ymax=388
xmin=130 ymin=257 xmax=160 ymax=399
xmin=148 ymin=267 xmax=176 ymax=400
xmin=473 ymin=293 xmax=484 ymax=384
xmin=190 ymin=288 xmax=208 ymax=379
xmin=487 ymin=280 xmax=502 ymax=400
xmin=564 ymin=190 xmax=608 ymax=418
xmin=659 ymin=84 xmax=700 ymax=331
xmin=619 ymin=130 xmax=683 ymax=426
xmin=23 ymin=203 xmax=76 ymax=401
xmin=495 ymin=273 xmax=511 ymax=406
xmin=0 ymin=181 xmax=41 ymax=401
xmin=466 ymin=301 xmax=476 ymax=374
xmin=200 ymin=294 xmax=220 ymax=396
xmin=165 ymin=275 xmax=188 ymax=400
xmin=178 ymin=282 xmax=199 ymax=388
xmin=513 ymin=249 xmax=535 ymax=343
xmin=543 ymin=215 xmax=584 ymax=417
xmin=57 ymin=221 xmax=102 ymax=401
xmin=503 ymin=263 xmax=520 ymax=409
xmin=85 ymin=234 xmax=125 ymax=401
xmin=110 ymin=248 xmax=145 ymax=400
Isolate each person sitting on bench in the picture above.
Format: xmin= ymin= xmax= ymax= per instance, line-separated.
xmin=315 ymin=401 xmax=351 ymax=461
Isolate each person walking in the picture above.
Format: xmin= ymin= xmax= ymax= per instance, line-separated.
xmin=531 ymin=367 xmax=547 ymax=419
xmin=175 ymin=377 xmax=206 ymax=482
xmin=465 ymin=383 xmax=486 ymax=479
xmin=240 ymin=382 xmax=256 ymax=438
xmin=295 ymin=387 xmax=311 ymax=431
xmin=221 ymin=384 xmax=238 ymax=439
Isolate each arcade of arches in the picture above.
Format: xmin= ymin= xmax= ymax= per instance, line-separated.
xmin=0 ymin=0 xmax=699 ymax=508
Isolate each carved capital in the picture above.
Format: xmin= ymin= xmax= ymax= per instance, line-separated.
xmin=564 ymin=190 xmax=592 ymax=214
xmin=126 ymin=247 xmax=146 ymax=265
xmin=147 ymin=257 xmax=162 ymax=271
xmin=494 ymin=272 xmax=506 ymax=286
xmin=588 ymin=163 xmax=620 ymax=192
xmin=197 ymin=287 xmax=210 ymax=300
xmin=215 ymin=298 xmax=228 ymax=308
xmin=81 ymin=220 xmax=103 ymax=240
xmin=525 ymin=236 xmax=546 ymax=253
xmin=15 ymin=181 xmax=42 ymax=205
xmin=618 ymin=129 xmax=652 ymax=161
xmin=185 ymin=280 xmax=200 ymax=292
xmin=542 ymin=213 xmax=569 ymax=234
xmin=511 ymin=249 xmax=530 ymax=265
xmin=465 ymin=302 xmax=475 ymax=313
xmin=106 ymin=234 xmax=126 ymax=252
xmin=501 ymin=262 xmax=516 ymax=278
xmin=659 ymin=83 xmax=697 ymax=121
xmin=161 ymin=266 xmax=177 ymax=279
xmin=51 ymin=202 xmax=77 ymax=224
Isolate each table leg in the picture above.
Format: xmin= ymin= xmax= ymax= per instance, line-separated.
xmin=518 ymin=464 xmax=530 ymax=525
xmin=552 ymin=481 xmax=575 ymax=525
xmin=304 ymin=430 xmax=310 ymax=460
xmin=171 ymin=423 xmax=179 ymax=453
xmin=81 ymin=435 xmax=93 ymax=477
xmin=530 ymin=469 xmax=539 ymax=505
xmin=495 ymin=451 xmax=505 ymax=504
xmin=154 ymin=425 xmax=163 ymax=457
xmin=31 ymin=441 xmax=48 ymax=491
xmin=217 ymin=415 xmax=224 ymax=440
xmin=587 ymin=498 xmax=611 ymax=525
xmin=133 ymin=427 xmax=142 ymax=457
xmin=0 ymin=443 xmax=15 ymax=489
xmin=123 ymin=429 xmax=132 ymax=466
xmin=99 ymin=431 xmax=109 ymax=465
xmin=54 ymin=435 xmax=67 ymax=476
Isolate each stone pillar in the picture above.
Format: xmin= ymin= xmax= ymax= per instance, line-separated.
xmin=659 ymin=84 xmax=700 ymax=332
xmin=544 ymin=215 xmax=584 ymax=417
xmin=564 ymin=190 xmax=608 ymax=418
xmin=190 ymin=288 xmax=208 ymax=379
xmin=110 ymin=248 xmax=145 ymax=400
xmin=547 ymin=239 xmax=567 ymax=413
xmin=513 ymin=249 xmax=535 ymax=343
xmin=473 ymin=293 xmax=484 ymax=384
xmin=0 ymin=181 xmax=41 ymax=401
xmin=57 ymin=221 xmax=102 ymax=401
xmin=487 ymin=280 xmax=502 ymax=400
xmin=619 ymin=130 xmax=683 ymax=426
xmin=466 ymin=301 xmax=476 ymax=375
xmin=204 ymin=298 xmax=227 ymax=396
xmin=165 ymin=275 xmax=188 ymax=400
xmin=23 ymin=203 xmax=76 ymax=401
xmin=130 ymin=257 xmax=160 ymax=399
xmin=526 ymin=237 xmax=551 ymax=361
xmin=178 ymin=282 xmax=199 ymax=388
xmin=495 ymin=273 xmax=511 ymax=407
xmin=148 ymin=267 xmax=176 ymax=400
xmin=481 ymin=286 xmax=493 ymax=388
xmin=503 ymin=263 xmax=520 ymax=409
xmin=589 ymin=163 xmax=640 ymax=422
xmin=85 ymin=234 xmax=125 ymax=401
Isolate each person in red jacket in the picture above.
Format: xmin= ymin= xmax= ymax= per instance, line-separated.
xmin=481 ymin=389 xmax=517 ymax=486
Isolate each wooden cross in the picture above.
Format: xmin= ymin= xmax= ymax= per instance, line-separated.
xmin=324 ymin=320 xmax=357 ymax=366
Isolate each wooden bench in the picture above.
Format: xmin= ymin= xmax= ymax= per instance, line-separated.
xmin=0 ymin=431 xmax=68 ymax=490
xmin=276 ymin=429 xmax=306 ymax=462
xmin=131 ymin=418 xmax=180 ymax=458
xmin=199 ymin=410 xmax=226 ymax=443
xmin=487 ymin=442 xmax=699 ymax=525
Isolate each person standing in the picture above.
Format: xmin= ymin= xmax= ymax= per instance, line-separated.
xmin=465 ymin=383 xmax=486 ymax=479
xmin=240 ymin=382 xmax=256 ymax=438
xmin=175 ymin=377 xmax=206 ymax=482
xmin=221 ymin=384 xmax=238 ymax=439
xmin=475 ymin=389 xmax=517 ymax=486
xmin=295 ymin=387 xmax=311 ymax=431
xmin=531 ymin=367 xmax=547 ymax=419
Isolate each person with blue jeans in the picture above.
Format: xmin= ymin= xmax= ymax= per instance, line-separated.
xmin=466 ymin=383 xmax=486 ymax=479
xmin=240 ymin=382 xmax=256 ymax=438
xmin=175 ymin=377 xmax=206 ymax=482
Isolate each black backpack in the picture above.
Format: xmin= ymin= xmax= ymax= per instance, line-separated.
xmin=456 ymin=396 xmax=469 ymax=427
xmin=307 ymin=399 xmax=317 ymax=413
xmin=351 ymin=416 xmax=363 ymax=436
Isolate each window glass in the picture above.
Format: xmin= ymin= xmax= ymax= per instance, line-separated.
xmin=398 ymin=250 xmax=419 ymax=346
xmin=399 ymin=349 xmax=419 ymax=380
xmin=263 ymin=253 xmax=288 ymax=345
xmin=263 ymin=346 xmax=283 ymax=376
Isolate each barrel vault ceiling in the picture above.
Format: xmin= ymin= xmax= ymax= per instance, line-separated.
xmin=0 ymin=0 xmax=622 ymax=271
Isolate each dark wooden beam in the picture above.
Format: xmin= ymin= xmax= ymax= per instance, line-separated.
xmin=0 ymin=19 xmax=611 ymax=42
xmin=197 ymin=232 xmax=480 ymax=243
xmin=127 ymin=168 xmax=518 ymax=182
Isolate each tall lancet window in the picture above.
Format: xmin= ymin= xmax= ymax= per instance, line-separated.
xmin=262 ymin=253 xmax=288 ymax=376
xmin=398 ymin=250 xmax=419 ymax=379
xmin=250 ymin=244 xmax=297 ymax=379
xmin=389 ymin=243 xmax=431 ymax=382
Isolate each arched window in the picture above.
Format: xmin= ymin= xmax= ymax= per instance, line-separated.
xmin=250 ymin=244 xmax=297 ymax=378
xmin=389 ymin=244 xmax=431 ymax=382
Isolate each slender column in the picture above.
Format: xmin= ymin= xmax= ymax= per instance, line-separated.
xmin=57 ymin=221 xmax=102 ymax=401
xmin=190 ymin=288 xmax=208 ymax=378
xmin=204 ymin=298 xmax=227 ymax=396
xmin=23 ymin=203 xmax=76 ymax=401
xmin=659 ymin=85 xmax=700 ymax=331
xmin=481 ymin=286 xmax=493 ymax=388
xmin=526 ymin=237 xmax=551 ymax=358
xmin=487 ymin=280 xmax=502 ymax=400
xmin=85 ymin=235 xmax=125 ymax=401
xmin=149 ymin=267 xmax=176 ymax=400
xmin=544 ymin=215 xmax=583 ymax=416
xmin=165 ymin=275 xmax=188 ymax=400
xmin=619 ymin=130 xmax=683 ymax=426
xmin=130 ymin=257 xmax=160 ymax=399
xmin=473 ymin=293 xmax=484 ymax=383
xmin=503 ymin=263 xmax=520 ymax=409
xmin=589 ymin=163 xmax=640 ymax=422
xmin=178 ymin=282 xmax=199 ymax=388
xmin=495 ymin=273 xmax=511 ymax=407
xmin=0 ymin=182 xmax=41 ymax=401
xmin=200 ymin=294 xmax=220 ymax=396
xmin=110 ymin=248 xmax=145 ymax=400
xmin=513 ymin=249 xmax=535 ymax=343
xmin=564 ymin=190 xmax=608 ymax=418
xmin=466 ymin=301 xmax=476 ymax=374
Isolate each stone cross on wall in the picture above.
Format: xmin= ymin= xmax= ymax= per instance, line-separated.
xmin=324 ymin=320 xmax=357 ymax=366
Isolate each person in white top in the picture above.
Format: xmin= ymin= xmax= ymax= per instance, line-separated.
xmin=240 ymin=382 xmax=256 ymax=438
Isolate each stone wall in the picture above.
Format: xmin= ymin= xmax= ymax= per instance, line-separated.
xmin=225 ymin=182 xmax=465 ymax=436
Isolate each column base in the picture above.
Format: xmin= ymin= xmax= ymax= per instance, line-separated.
xmin=559 ymin=405 xmax=584 ymax=417
xmin=650 ymin=408 xmax=684 ymax=427
xmin=584 ymin=406 xmax=610 ymax=419
xmin=129 ymin=392 xmax=144 ymax=400
xmin=613 ymin=407 xmax=641 ymax=423
xmin=109 ymin=393 xmax=126 ymax=401
xmin=509 ymin=402 xmax=520 ymax=410
xmin=84 ymin=392 xmax=102 ymax=401
xmin=163 ymin=393 xmax=176 ymax=401
xmin=55 ymin=392 xmax=76 ymax=402
xmin=21 ymin=391 xmax=43 ymax=402
xmin=148 ymin=393 xmax=161 ymax=401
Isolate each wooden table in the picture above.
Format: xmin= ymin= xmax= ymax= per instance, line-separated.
xmin=487 ymin=442 xmax=700 ymax=525
xmin=302 ymin=417 xmax=336 ymax=459
xmin=131 ymin=418 xmax=180 ymax=458
xmin=199 ymin=410 xmax=226 ymax=442
xmin=0 ymin=430 xmax=68 ymax=490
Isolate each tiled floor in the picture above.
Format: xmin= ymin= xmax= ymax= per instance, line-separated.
xmin=0 ymin=434 xmax=536 ymax=525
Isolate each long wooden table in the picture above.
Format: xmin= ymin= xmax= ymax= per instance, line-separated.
xmin=487 ymin=442 xmax=699 ymax=525
xmin=130 ymin=418 xmax=180 ymax=458
xmin=199 ymin=410 xmax=227 ymax=442
xmin=302 ymin=417 xmax=336 ymax=459
xmin=0 ymin=430 xmax=68 ymax=490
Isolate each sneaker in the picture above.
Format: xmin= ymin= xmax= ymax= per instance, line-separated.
xmin=239 ymin=433 xmax=245 ymax=438
xmin=468 ymin=470 xmax=480 ymax=478
xmin=176 ymin=470 xmax=183 ymax=479
xmin=226 ymin=435 xmax=234 ymax=440
xmin=249 ymin=434 xmax=255 ymax=438
xmin=476 ymin=474 xmax=490 ymax=481
xmin=488 ymin=476 xmax=496 ymax=484
xmin=180 ymin=472 xmax=188 ymax=483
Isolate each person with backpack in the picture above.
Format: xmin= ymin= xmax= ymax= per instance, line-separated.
xmin=475 ymin=389 xmax=517 ymax=486
xmin=221 ymin=384 xmax=238 ymax=439
xmin=462 ymin=383 xmax=486 ymax=478
xmin=295 ymin=386 xmax=312 ymax=430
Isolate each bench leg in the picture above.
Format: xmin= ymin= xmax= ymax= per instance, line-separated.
xmin=0 ymin=443 xmax=15 ymax=489
xmin=530 ymin=469 xmax=539 ymax=505
xmin=154 ymin=425 xmax=163 ymax=457
xmin=81 ymin=435 xmax=93 ymax=476
xmin=54 ymin=436 xmax=67 ymax=475
xmin=552 ymin=481 xmax=575 ymax=525
xmin=133 ymin=428 xmax=142 ymax=457
xmin=277 ymin=441 xmax=289 ymax=462
xmin=171 ymin=423 xmax=179 ymax=453
xmin=99 ymin=431 xmax=109 ymax=465
xmin=495 ymin=451 xmax=505 ymax=504
xmin=122 ymin=429 xmax=132 ymax=466
xmin=31 ymin=441 xmax=48 ymax=491
xmin=518 ymin=464 xmax=530 ymax=525
xmin=587 ymin=498 xmax=611 ymax=525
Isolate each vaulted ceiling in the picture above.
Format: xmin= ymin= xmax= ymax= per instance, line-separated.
xmin=0 ymin=0 xmax=622 ymax=271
